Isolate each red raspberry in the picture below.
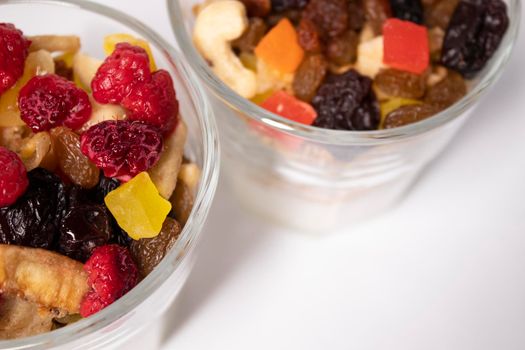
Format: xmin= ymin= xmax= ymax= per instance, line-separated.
xmin=80 ymin=245 xmax=138 ymax=317
xmin=91 ymin=43 xmax=151 ymax=104
xmin=18 ymin=74 xmax=92 ymax=132
xmin=0 ymin=147 xmax=28 ymax=207
xmin=0 ymin=23 xmax=30 ymax=95
xmin=80 ymin=120 xmax=163 ymax=182
xmin=122 ymin=69 xmax=179 ymax=135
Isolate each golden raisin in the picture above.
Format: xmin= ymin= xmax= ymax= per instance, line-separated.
xmin=297 ymin=18 xmax=322 ymax=53
xmin=363 ymin=0 xmax=392 ymax=35
xmin=293 ymin=54 xmax=328 ymax=102
xmin=232 ymin=18 xmax=268 ymax=53
xmin=51 ymin=127 xmax=100 ymax=189
xmin=326 ymin=30 xmax=359 ymax=66
xmin=374 ymin=69 xmax=426 ymax=99
xmin=383 ymin=103 xmax=438 ymax=129
xmin=424 ymin=70 xmax=466 ymax=108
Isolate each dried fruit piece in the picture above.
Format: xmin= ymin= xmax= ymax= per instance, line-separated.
xmin=303 ymin=0 xmax=349 ymax=39
xmin=0 ymin=168 xmax=65 ymax=249
xmin=374 ymin=68 xmax=426 ymax=99
xmin=51 ymin=127 xmax=100 ymax=189
xmin=58 ymin=204 xmax=112 ymax=262
xmin=0 ymin=24 xmax=30 ymax=95
xmin=326 ymin=30 xmax=359 ymax=66
xmin=363 ymin=0 xmax=392 ymax=34
xmin=390 ymin=0 xmax=424 ymax=23
xmin=424 ymin=69 xmax=466 ymax=108
xmin=383 ymin=18 xmax=429 ymax=74
xmin=0 ymin=147 xmax=28 ymax=207
xmin=130 ymin=217 xmax=181 ymax=277
xmin=80 ymin=245 xmax=138 ymax=317
xmin=240 ymin=0 xmax=271 ymax=17
xmin=103 ymin=33 xmax=157 ymax=71
xmin=0 ymin=244 xmax=88 ymax=314
xmin=292 ymin=54 xmax=328 ymax=102
xmin=91 ymin=43 xmax=151 ymax=104
xmin=348 ymin=0 xmax=366 ymax=31
xmin=271 ymin=0 xmax=308 ymax=11
xmin=0 ymin=50 xmax=55 ymax=128
xmin=80 ymin=120 xmax=163 ymax=182
xmin=428 ymin=26 xmax=445 ymax=62
xmin=424 ymin=0 xmax=460 ymax=29
xmin=232 ymin=18 xmax=268 ymax=53
xmin=261 ymin=91 xmax=317 ymax=125
xmin=254 ymin=18 xmax=304 ymax=74
xmin=297 ymin=18 xmax=322 ymax=53
xmin=441 ymin=0 xmax=509 ymax=77
xmin=380 ymin=97 xmax=421 ymax=124
xmin=54 ymin=58 xmax=73 ymax=81
xmin=104 ymin=172 xmax=171 ymax=240
xmin=383 ymin=103 xmax=438 ymax=128
xmin=312 ymin=70 xmax=380 ymax=130
xmin=28 ymin=35 xmax=80 ymax=53
xmin=170 ymin=163 xmax=200 ymax=226
xmin=19 ymin=74 xmax=92 ymax=132
xmin=266 ymin=9 xmax=302 ymax=27
xmin=121 ymin=70 xmax=179 ymax=135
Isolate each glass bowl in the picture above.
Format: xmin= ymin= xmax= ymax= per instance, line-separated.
xmin=0 ymin=0 xmax=219 ymax=348
xmin=168 ymin=0 xmax=520 ymax=232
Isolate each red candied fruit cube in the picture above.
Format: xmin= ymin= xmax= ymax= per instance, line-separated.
xmin=260 ymin=91 xmax=317 ymax=125
xmin=383 ymin=18 xmax=429 ymax=74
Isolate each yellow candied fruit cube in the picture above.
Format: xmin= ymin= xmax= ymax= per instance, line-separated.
xmin=250 ymin=90 xmax=274 ymax=105
xmin=104 ymin=172 xmax=171 ymax=240
xmin=103 ymin=33 xmax=157 ymax=71
xmin=380 ymin=98 xmax=421 ymax=128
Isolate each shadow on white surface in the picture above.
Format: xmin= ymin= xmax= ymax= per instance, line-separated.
xmin=159 ymin=179 xmax=274 ymax=344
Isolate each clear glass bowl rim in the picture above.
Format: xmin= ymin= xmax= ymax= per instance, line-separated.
xmin=0 ymin=0 xmax=220 ymax=348
xmin=168 ymin=0 xmax=521 ymax=146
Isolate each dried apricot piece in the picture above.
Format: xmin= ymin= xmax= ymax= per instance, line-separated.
xmin=255 ymin=18 xmax=304 ymax=74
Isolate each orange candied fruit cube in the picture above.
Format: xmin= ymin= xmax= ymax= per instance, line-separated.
xmin=255 ymin=19 xmax=305 ymax=74
xmin=383 ymin=18 xmax=429 ymax=74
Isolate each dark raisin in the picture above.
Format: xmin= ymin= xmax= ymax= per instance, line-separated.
xmin=240 ymin=0 xmax=271 ymax=17
xmin=58 ymin=204 xmax=112 ymax=262
xmin=383 ymin=103 xmax=438 ymax=128
xmin=390 ymin=0 xmax=424 ymax=23
xmin=424 ymin=70 xmax=466 ymax=108
xmin=348 ymin=0 xmax=366 ymax=31
xmin=67 ymin=185 xmax=93 ymax=210
xmin=424 ymin=0 xmax=460 ymax=29
xmin=374 ymin=69 xmax=426 ymax=99
xmin=312 ymin=70 xmax=380 ymax=131
xmin=91 ymin=175 xmax=120 ymax=204
xmin=297 ymin=18 xmax=322 ymax=53
xmin=293 ymin=54 xmax=328 ymax=102
xmin=54 ymin=59 xmax=73 ymax=81
xmin=130 ymin=217 xmax=181 ymax=277
xmin=326 ymin=30 xmax=359 ymax=66
xmin=232 ymin=18 xmax=268 ymax=53
xmin=303 ymin=0 xmax=348 ymax=39
xmin=271 ymin=0 xmax=308 ymax=11
xmin=441 ymin=0 xmax=509 ymax=77
xmin=0 ymin=168 xmax=65 ymax=249
xmin=363 ymin=0 xmax=392 ymax=34
xmin=266 ymin=9 xmax=302 ymax=27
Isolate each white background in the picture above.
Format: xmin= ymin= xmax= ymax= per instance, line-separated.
xmin=92 ymin=1 xmax=525 ymax=349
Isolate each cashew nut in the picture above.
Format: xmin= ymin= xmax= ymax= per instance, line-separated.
xmin=77 ymin=96 xmax=127 ymax=134
xmin=193 ymin=1 xmax=257 ymax=98
xmin=355 ymin=36 xmax=386 ymax=78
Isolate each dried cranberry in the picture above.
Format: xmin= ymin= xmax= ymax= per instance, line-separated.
xmin=303 ymin=0 xmax=349 ymax=39
xmin=0 ymin=147 xmax=28 ymax=207
xmin=390 ymin=0 xmax=424 ymax=24
xmin=91 ymin=43 xmax=151 ymax=104
xmin=312 ymin=70 xmax=380 ymax=131
xmin=441 ymin=0 xmax=509 ymax=77
xmin=80 ymin=120 xmax=163 ymax=182
xmin=0 ymin=168 xmax=66 ymax=249
xmin=0 ymin=23 xmax=30 ymax=95
xmin=19 ymin=74 xmax=92 ymax=132
xmin=122 ymin=70 xmax=179 ymax=136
